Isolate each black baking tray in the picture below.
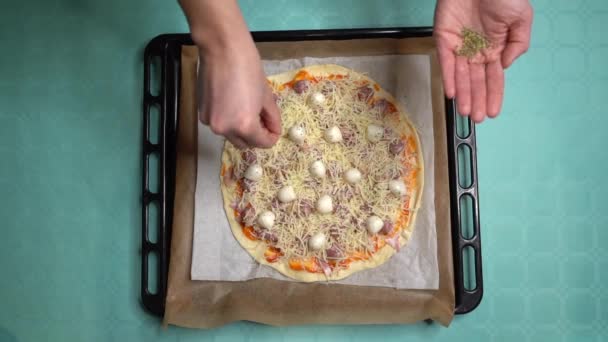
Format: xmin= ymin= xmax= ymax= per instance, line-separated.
xmin=141 ymin=27 xmax=483 ymax=320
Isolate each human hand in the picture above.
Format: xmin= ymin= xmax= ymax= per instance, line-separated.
xmin=198 ymin=39 xmax=281 ymax=149
xmin=181 ymin=0 xmax=281 ymax=148
xmin=434 ymin=0 xmax=533 ymax=122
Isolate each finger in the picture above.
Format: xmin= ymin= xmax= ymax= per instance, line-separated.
xmin=197 ymin=70 xmax=211 ymax=125
xmin=437 ymin=45 xmax=456 ymax=98
xmin=240 ymin=88 xmax=282 ymax=149
xmin=226 ymin=134 xmax=248 ymax=150
xmin=199 ymin=108 xmax=211 ymax=125
xmin=261 ymin=87 xmax=282 ymax=136
xmin=470 ymin=63 xmax=487 ymax=123
xmin=486 ymin=60 xmax=505 ymax=118
xmin=455 ymin=56 xmax=471 ymax=116
xmin=242 ymin=118 xmax=279 ymax=149
xmin=240 ymin=113 xmax=279 ymax=149
xmin=501 ymin=8 xmax=533 ymax=68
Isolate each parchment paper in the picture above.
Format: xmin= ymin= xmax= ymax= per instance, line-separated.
xmin=164 ymin=37 xmax=455 ymax=328
xmin=191 ymin=55 xmax=438 ymax=289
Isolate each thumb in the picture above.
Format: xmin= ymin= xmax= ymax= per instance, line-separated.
xmin=243 ymin=118 xmax=279 ymax=149
xmin=501 ymin=9 xmax=533 ymax=68
xmin=261 ymin=88 xmax=282 ymax=137
xmin=242 ymin=90 xmax=282 ymax=149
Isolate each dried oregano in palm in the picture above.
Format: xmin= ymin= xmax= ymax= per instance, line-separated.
xmin=457 ymin=28 xmax=490 ymax=58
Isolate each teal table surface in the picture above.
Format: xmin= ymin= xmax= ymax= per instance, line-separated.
xmin=1 ymin=0 xmax=607 ymax=341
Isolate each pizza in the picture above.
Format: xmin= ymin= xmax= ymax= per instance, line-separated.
xmin=220 ymin=64 xmax=423 ymax=281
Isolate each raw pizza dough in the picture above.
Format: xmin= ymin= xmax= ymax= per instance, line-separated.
xmin=220 ymin=64 xmax=424 ymax=281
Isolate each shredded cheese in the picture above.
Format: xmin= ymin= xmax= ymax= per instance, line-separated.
xmin=228 ymin=72 xmax=420 ymax=272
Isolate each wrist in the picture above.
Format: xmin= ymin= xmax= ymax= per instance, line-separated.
xmin=182 ymin=0 xmax=250 ymax=55
xmin=196 ymin=28 xmax=256 ymax=63
xmin=192 ymin=26 xmax=232 ymax=56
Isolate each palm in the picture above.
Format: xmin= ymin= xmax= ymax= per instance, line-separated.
xmin=434 ymin=0 xmax=533 ymax=122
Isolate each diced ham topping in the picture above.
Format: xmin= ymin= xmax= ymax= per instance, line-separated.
xmin=271 ymin=198 xmax=280 ymax=210
xmin=260 ymin=230 xmax=278 ymax=243
xmin=360 ymin=203 xmax=372 ymax=214
xmin=229 ymin=199 xmax=239 ymax=210
xmin=243 ymin=150 xmax=257 ymax=164
xmin=318 ymin=259 xmax=332 ymax=277
xmin=341 ymin=126 xmax=356 ymax=146
xmin=241 ymin=206 xmax=256 ymax=226
xmin=233 ymin=163 xmax=245 ymax=179
xmin=385 ymin=234 xmax=401 ymax=251
xmin=299 ymin=142 xmax=311 ymax=152
xmin=325 ymin=245 xmax=343 ymax=259
xmin=242 ymin=179 xmax=255 ymax=192
xmin=387 ymin=168 xmax=401 ymax=180
xmin=389 ymin=140 xmax=405 ymax=155
xmin=293 ymin=80 xmax=309 ymax=94
xmin=327 ymin=161 xmax=342 ymax=180
xmin=298 ymin=199 xmax=314 ymax=217
xmin=374 ymin=99 xmax=389 ymax=115
xmin=357 ymin=86 xmax=373 ymax=102
xmin=333 ymin=204 xmax=349 ymax=219
xmin=380 ymin=220 xmax=394 ymax=235
xmin=384 ymin=127 xmax=394 ymax=139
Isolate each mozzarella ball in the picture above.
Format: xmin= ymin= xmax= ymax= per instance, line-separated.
xmin=277 ymin=185 xmax=296 ymax=203
xmin=308 ymin=232 xmax=326 ymax=251
xmin=366 ymin=216 xmax=384 ymax=234
xmin=316 ymin=195 xmax=333 ymax=214
xmin=344 ymin=168 xmax=362 ymax=184
xmin=324 ymin=126 xmax=343 ymax=143
xmin=244 ymin=163 xmax=263 ymax=181
xmin=388 ymin=179 xmax=407 ymax=196
xmin=309 ymin=160 xmax=326 ymax=179
xmin=288 ymin=125 xmax=306 ymax=144
xmin=257 ymin=211 xmax=275 ymax=229
xmin=366 ymin=124 xmax=384 ymax=142
xmin=308 ymin=92 xmax=326 ymax=107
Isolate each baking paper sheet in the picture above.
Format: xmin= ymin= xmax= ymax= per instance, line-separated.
xmin=165 ymin=42 xmax=455 ymax=327
xmin=191 ymin=55 xmax=438 ymax=289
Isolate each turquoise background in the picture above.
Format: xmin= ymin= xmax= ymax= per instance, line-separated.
xmin=1 ymin=0 xmax=606 ymax=340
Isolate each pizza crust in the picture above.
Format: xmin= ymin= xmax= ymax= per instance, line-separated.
xmin=220 ymin=64 xmax=424 ymax=282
